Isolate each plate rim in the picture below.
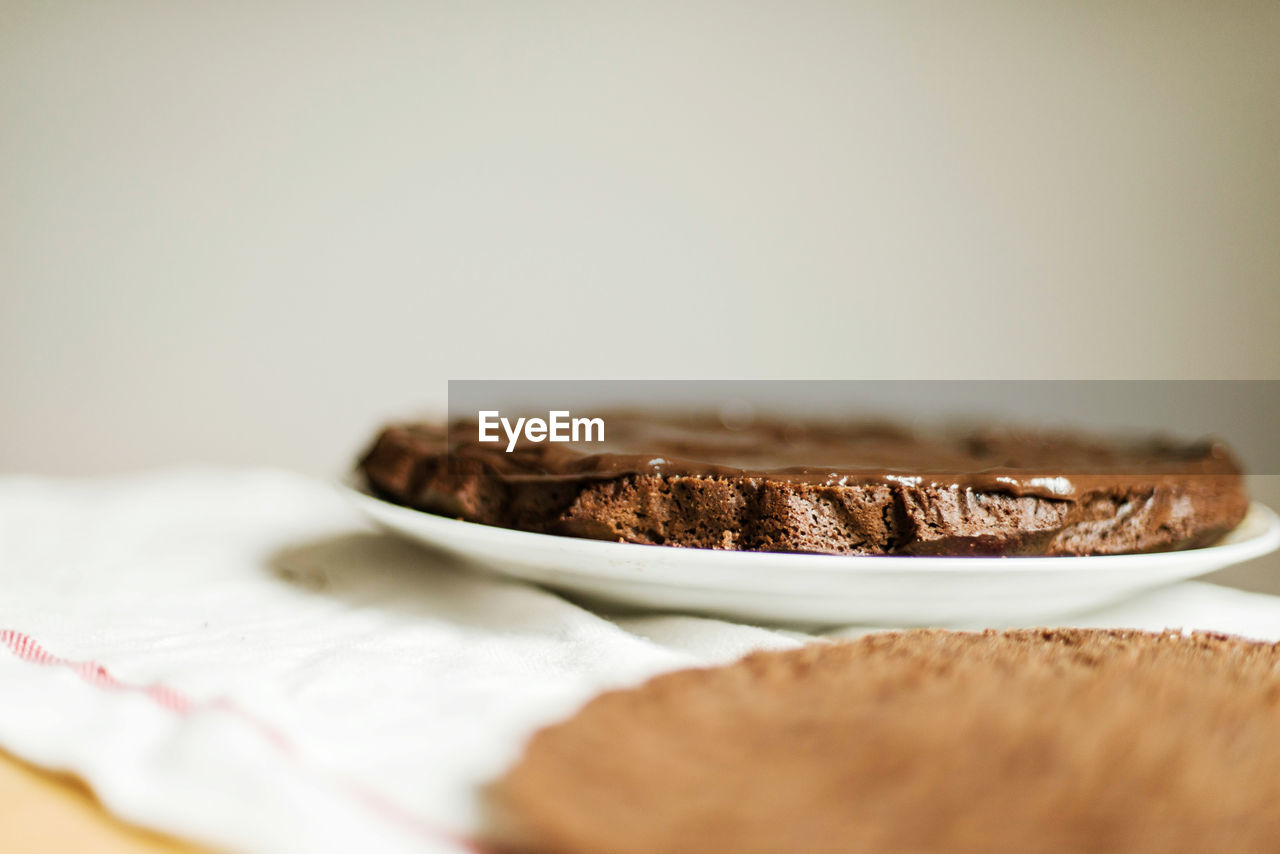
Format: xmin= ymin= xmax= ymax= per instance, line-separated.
xmin=341 ymin=480 xmax=1280 ymax=576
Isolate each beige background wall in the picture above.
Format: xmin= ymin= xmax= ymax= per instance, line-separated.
xmin=3 ymin=1 xmax=1278 ymax=479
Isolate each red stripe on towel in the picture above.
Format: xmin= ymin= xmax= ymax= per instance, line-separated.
xmin=0 ymin=628 xmax=487 ymax=853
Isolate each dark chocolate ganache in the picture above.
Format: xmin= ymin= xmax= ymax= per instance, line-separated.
xmin=422 ymin=413 xmax=1241 ymax=502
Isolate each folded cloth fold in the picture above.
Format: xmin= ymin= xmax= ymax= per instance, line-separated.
xmin=0 ymin=470 xmax=1276 ymax=854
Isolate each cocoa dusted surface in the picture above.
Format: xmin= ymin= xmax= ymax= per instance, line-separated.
xmin=358 ymin=414 xmax=1247 ymax=556
xmin=490 ymin=628 xmax=1280 ymax=854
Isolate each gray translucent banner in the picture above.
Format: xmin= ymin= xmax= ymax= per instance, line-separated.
xmin=446 ymin=380 xmax=1280 ymax=474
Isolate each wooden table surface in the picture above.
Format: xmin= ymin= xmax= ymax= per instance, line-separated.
xmin=0 ymin=749 xmax=213 ymax=854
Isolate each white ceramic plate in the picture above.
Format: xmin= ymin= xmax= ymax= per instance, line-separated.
xmin=344 ymin=484 xmax=1280 ymax=627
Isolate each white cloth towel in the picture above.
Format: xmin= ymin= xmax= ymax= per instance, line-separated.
xmin=1 ymin=469 xmax=1278 ymax=854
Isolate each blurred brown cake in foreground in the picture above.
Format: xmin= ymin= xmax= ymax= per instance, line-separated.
xmin=491 ymin=628 xmax=1280 ymax=854
xmin=359 ymin=414 xmax=1248 ymax=555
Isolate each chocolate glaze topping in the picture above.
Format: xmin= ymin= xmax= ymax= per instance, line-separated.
xmin=433 ymin=414 xmax=1239 ymax=502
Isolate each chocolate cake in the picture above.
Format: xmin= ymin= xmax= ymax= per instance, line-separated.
xmin=358 ymin=414 xmax=1247 ymax=556
xmin=491 ymin=628 xmax=1280 ymax=854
